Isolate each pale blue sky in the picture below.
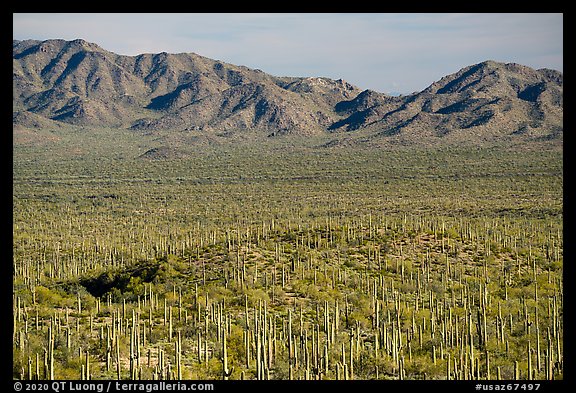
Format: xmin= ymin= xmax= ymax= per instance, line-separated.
xmin=13 ymin=13 xmax=563 ymax=94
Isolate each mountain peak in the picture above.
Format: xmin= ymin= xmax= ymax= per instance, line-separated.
xmin=67 ymin=38 xmax=101 ymax=50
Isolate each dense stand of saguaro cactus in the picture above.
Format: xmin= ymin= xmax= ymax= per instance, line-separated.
xmin=13 ymin=210 xmax=563 ymax=380
xmin=13 ymin=140 xmax=562 ymax=380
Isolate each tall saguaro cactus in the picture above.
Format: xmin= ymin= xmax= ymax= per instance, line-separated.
xmin=221 ymin=330 xmax=232 ymax=380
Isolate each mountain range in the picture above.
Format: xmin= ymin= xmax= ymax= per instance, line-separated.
xmin=13 ymin=38 xmax=563 ymax=146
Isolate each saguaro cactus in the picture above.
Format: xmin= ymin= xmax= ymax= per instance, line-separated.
xmin=221 ymin=331 xmax=233 ymax=380
xmin=48 ymin=322 xmax=54 ymax=380
xmin=175 ymin=331 xmax=182 ymax=380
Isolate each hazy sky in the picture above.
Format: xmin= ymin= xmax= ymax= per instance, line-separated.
xmin=13 ymin=13 xmax=563 ymax=94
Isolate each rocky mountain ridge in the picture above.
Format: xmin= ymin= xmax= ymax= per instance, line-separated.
xmin=13 ymin=39 xmax=563 ymax=144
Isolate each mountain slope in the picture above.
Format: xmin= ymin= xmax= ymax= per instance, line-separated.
xmin=133 ymin=78 xmax=359 ymax=135
xmin=13 ymin=39 xmax=562 ymax=145
xmin=13 ymin=39 xmax=362 ymax=134
xmin=329 ymin=61 xmax=563 ymax=143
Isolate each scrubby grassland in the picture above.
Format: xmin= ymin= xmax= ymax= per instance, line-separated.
xmin=13 ymin=128 xmax=563 ymax=380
